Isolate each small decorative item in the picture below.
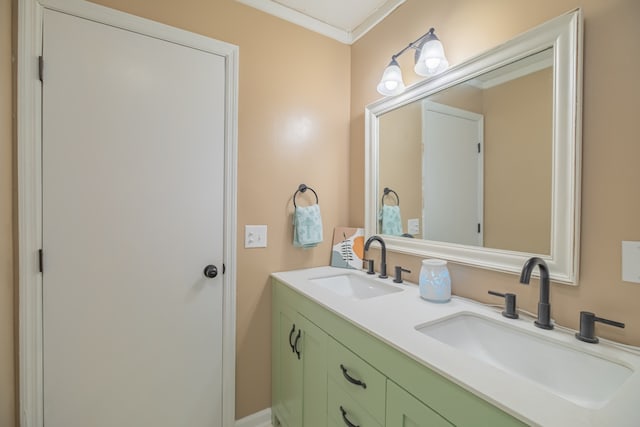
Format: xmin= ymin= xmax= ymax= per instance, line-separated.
xmin=419 ymin=259 xmax=451 ymax=303
xmin=330 ymin=227 xmax=365 ymax=269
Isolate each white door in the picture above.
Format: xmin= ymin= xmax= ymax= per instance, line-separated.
xmin=422 ymin=101 xmax=483 ymax=246
xmin=42 ymin=9 xmax=225 ymax=427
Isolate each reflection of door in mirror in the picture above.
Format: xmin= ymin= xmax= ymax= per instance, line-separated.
xmin=422 ymin=102 xmax=483 ymax=246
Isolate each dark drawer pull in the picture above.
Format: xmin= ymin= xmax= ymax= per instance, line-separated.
xmin=294 ymin=330 xmax=302 ymax=360
xmin=340 ymin=364 xmax=367 ymax=389
xmin=288 ymin=324 xmax=296 ymax=353
xmin=340 ymin=406 xmax=359 ymax=427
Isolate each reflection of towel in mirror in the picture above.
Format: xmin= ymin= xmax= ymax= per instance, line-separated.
xmin=293 ymin=204 xmax=323 ymax=248
xmin=379 ymin=205 xmax=403 ymax=236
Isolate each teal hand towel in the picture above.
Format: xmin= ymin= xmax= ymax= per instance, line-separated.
xmin=293 ymin=204 xmax=323 ymax=248
xmin=379 ymin=205 xmax=403 ymax=236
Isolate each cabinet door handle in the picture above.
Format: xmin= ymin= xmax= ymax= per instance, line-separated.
xmin=340 ymin=406 xmax=360 ymax=427
xmin=340 ymin=364 xmax=367 ymax=389
xmin=294 ymin=330 xmax=302 ymax=360
xmin=288 ymin=324 xmax=296 ymax=353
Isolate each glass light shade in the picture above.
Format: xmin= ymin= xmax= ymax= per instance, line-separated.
xmin=414 ymin=38 xmax=449 ymax=76
xmin=377 ymin=60 xmax=405 ymax=96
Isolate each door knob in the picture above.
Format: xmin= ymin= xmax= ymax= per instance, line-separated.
xmin=203 ymin=265 xmax=218 ymax=278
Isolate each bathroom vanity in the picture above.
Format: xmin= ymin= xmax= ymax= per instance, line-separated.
xmin=271 ymin=267 xmax=640 ymax=427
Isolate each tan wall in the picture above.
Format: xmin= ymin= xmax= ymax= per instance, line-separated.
xmin=430 ymin=83 xmax=483 ymax=114
xmin=483 ymin=68 xmax=552 ymax=254
xmin=350 ymin=0 xmax=640 ymax=346
xmin=3 ymin=0 xmax=350 ymax=422
xmin=1 ymin=0 xmax=15 ymax=425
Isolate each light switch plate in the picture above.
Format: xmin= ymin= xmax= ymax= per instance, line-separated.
xmin=408 ymin=218 xmax=420 ymax=235
xmin=245 ymin=225 xmax=267 ymax=248
xmin=622 ymin=241 xmax=640 ymax=283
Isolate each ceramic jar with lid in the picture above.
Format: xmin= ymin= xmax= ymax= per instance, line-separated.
xmin=419 ymin=259 xmax=451 ymax=303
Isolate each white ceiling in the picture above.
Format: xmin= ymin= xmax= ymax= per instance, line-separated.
xmin=236 ymin=0 xmax=406 ymax=44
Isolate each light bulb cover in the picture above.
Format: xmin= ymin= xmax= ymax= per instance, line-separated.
xmin=414 ymin=30 xmax=449 ymax=76
xmin=377 ymin=58 xmax=406 ymax=96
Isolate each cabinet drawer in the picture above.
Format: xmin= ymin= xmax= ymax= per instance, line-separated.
xmin=327 ymin=338 xmax=386 ymax=423
xmin=328 ymin=378 xmax=383 ymax=427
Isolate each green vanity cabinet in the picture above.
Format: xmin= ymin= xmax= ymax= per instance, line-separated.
xmin=272 ymin=278 xmax=526 ymax=427
xmin=272 ymin=286 xmax=328 ymax=427
xmin=386 ymin=380 xmax=453 ymax=427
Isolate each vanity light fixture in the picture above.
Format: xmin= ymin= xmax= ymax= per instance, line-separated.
xmin=377 ymin=28 xmax=448 ymax=96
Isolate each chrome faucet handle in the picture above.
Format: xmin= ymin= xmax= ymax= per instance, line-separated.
xmin=575 ymin=311 xmax=625 ymax=344
xmin=488 ymin=290 xmax=519 ymax=319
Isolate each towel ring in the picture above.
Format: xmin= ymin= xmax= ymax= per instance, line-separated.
xmin=381 ymin=187 xmax=400 ymax=206
xmin=293 ymin=184 xmax=319 ymax=208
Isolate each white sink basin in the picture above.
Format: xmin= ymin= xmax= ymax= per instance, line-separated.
xmin=416 ymin=312 xmax=633 ymax=409
xmin=309 ymin=273 xmax=403 ymax=300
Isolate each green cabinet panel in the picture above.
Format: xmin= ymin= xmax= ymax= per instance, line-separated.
xmin=272 ymin=296 xmax=302 ymax=427
xmin=386 ymin=380 xmax=453 ymax=427
xmin=299 ymin=315 xmax=328 ymax=427
xmin=272 ymin=283 xmax=328 ymax=427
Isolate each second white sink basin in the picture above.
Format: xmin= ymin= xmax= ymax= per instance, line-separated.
xmin=309 ymin=273 xmax=402 ymax=300
xmin=416 ymin=312 xmax=633 ymax=409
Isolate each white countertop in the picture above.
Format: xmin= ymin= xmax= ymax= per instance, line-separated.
xmin=272 ymin=266 xmax=640 ymax=427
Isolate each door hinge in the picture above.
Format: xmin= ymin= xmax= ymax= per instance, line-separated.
xmin=38 ymin=56 xmax=43 ymax=82
xmin=477 ymin=142 xmax=481 ymax=153
xmin=38 ymin=249 xmax=43 ymax=273
xmin=477 ymin=223 xmax=481 ymax=233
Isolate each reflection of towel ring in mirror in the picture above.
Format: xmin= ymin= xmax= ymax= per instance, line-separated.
xmin=381 ymin=187 xmax=400 ymax=206
xmin=293 ymin=183 xmax=319 ymax=208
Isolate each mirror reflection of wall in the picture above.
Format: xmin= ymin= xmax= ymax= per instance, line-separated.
xmin=379 ymin=103 xmax=422 ymax=237
xmin=377 ymin=49 xmax=553 ymax=255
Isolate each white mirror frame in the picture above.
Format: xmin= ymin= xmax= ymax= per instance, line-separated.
xmin=365 ymin=9 xmax=582 ymax=284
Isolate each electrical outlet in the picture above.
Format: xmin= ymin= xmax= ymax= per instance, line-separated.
xmin=622 ymin=241 xmax=640 ymax=283
xmin=245 ymin=225 xmax=267 ymax=248
xmin=408 ymin=218 xmax=420 ymax=235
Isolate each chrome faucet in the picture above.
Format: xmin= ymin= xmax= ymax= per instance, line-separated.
xmin=364 ymin=236 xmax=388 ymax=279
xmin=519 ymin=257 xmax=553 ymax=330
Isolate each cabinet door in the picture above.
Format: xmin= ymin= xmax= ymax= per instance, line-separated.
xmin=299 ymin=315 xmax=328 ymax=427
xmin=272 ymin=285 xmax=328 ymax=427
xmin=386 ymin=381 xmax=453 ymax=427
xmin=273 ymin=302 xmax=303 ymax=427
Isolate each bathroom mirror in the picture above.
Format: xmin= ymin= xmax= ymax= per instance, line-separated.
xmin=365 ymin=10 xmax=582 ymax=284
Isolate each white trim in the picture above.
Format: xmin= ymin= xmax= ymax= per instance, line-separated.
xmin=235 ymin=0 xmax=405 ymax=44
xmin=17 ymin=1 xmax=238 ymax=426
xmin=365 ymin=9 xmax=582 ymax=284
xmin=466 ymin=51 xmax=553 ymax=89
xmin=235 ymin=408 xmax=273 ymax=427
